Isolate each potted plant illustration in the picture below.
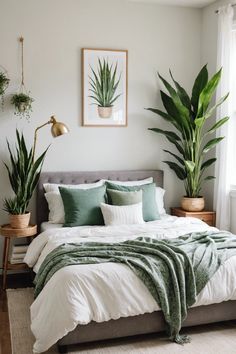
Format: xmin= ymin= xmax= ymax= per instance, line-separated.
xmin=147 ymin=65 xmax=229 ymax=212
xmin=11 ymin=92 xmax=34 ymax=120
xmin=0 ymin=70 xmax=10 ymax=110
xmin=89 ymin=58 xmax=121 ymax=118
xmin=3 ymin=130 xmax=48 ymax=228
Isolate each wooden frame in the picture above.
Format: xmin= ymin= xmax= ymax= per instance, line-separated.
xmin=82 ymin=48 xmax=128 ymax=127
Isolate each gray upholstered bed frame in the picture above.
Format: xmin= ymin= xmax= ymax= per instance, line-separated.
xmin=36 ymin=170 xmax=236 ymax=353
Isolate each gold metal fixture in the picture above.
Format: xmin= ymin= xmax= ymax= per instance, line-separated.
xmin=33 ymin=115 xmax=69 ymax=161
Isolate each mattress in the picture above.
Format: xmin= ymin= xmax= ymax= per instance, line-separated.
xmin=24 ymin=216 xmax=236 ymax=353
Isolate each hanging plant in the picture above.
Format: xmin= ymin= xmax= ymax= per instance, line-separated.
xmin=0 ymin=67 xmax=10 ymax=110
xmin=11 ymin=92 xmax=34 ymax=120
xmin=12 ymin=37 xmax=34 ymax=120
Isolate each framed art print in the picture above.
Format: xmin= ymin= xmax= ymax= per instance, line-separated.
xmin=82 ymin=48 xmax=128 ymax=127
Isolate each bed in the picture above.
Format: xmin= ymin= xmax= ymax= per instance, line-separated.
xmin=25 ymin=170 xmax=236 ymax=353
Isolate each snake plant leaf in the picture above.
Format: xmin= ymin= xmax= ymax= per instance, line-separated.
xmin=185 ymin=160 xmax=195 ymax=173
xmin=148 ymin=128 xmax=181 ymax=141
xmin=201 ymin=158 xmax=217 ymax=170
xmin=202 ymin=137 xmax=224 ymax=153
xmin=169 ymin=70 xmax=191 ymax=110
xmin=191 ymin=64 xmax=208 ymax=115
xmin=207 ymin=116 xmax=229 ymax=134
xmin=163 ymin=149 xmax=184 ymax=165
xmin=198 ymin=68 xmax=222 ymax=116
xmin=163 ymin=161 xmax=187 ymax=180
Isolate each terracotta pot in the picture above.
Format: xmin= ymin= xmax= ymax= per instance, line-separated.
xmin=98 ymin=106 xmax=112 ymax=118
xmin=181 ymin=197 xmax=205 ymax=212
xmin=9 ymin=212 xmax=31 ymax=229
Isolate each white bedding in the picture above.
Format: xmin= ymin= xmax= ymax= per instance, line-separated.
xmin=24 ymin=215 xmax=236 ymax=353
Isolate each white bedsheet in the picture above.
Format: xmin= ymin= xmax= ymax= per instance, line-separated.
xmin=24 ymin=215 xmax=236 ymax=353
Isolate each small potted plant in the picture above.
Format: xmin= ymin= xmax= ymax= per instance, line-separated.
xmin=89 ymin=58 xmax=121 ymax=118
xmin=3 ymin=130 xmax=48 ymax=228
xmin=147 ymin=65 xmax=229 ymax=212
xmin=0 ymin=70 xmax=10 ymax=110
xmin=11 ymin=92 xmax=34 ymax=120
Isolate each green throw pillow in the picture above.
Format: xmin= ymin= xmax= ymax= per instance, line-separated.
xmin=107 ymin=189 xmax=142 ymax=206
xmin=105 ymin=182 xmax=160 ymax=222
xmin=59 ymin=185 xmax=106 ymax=227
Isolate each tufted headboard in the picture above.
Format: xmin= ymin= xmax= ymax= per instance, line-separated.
xmin=36 ymin=170 xmax=164 ymax=228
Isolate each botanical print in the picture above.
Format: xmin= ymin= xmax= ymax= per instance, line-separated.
xmin=82 ymin=48 xmax=127 ymax=126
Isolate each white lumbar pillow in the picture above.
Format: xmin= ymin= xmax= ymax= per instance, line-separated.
xmin=100 ymin=177 xmax=153 ymax=186
xmin=100 ymin=202 xmax=144 ymax=226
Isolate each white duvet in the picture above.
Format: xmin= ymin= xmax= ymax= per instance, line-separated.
xmin=24 ymin=215 xmax=236 ymax=353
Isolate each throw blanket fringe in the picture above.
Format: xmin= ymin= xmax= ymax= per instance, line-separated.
xmin=34 ymin=231 xmax=236 ymax=344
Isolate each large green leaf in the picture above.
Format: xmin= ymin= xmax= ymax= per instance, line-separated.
xmin=145 ymin=108 xmax=176 ymax=124
xmin=148 ymin=128 xmax=181 ymax=141
xmin=158 ymin=73 xmax=190 ymax=125
xmin=202 ymin=137 xmax=224 ymax=153
xmin=201 ymin=158 xmax=216 ymax=170
xmin=163 ymin=149 xmax=184 ymax=165
xmin=207 ymin=116 xmax=229 ymax=134
xmin=163 ymin=161 xmax=186 ymax=180
xmin=169 ymin=70 xmax=191 ymax=110
xmin=198 ymin=68 xmax=222 ymax=115
xmin=191 ymin=64 xmax=208 ymax=115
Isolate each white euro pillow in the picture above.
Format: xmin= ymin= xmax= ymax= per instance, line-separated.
xmin=101 ymin=177 xmax=153 ymax=186
xmin=43 ymin=180 xmax=104 ymax=193
xmin=156 ymin=187 xmax=166 ymax=215
xmin=100 ymin=202 xmax=144 ymax=226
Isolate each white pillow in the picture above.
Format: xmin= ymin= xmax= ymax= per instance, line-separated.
xmin=100 ymin=202 xmax=144 ymax=226
xmin=45 ymin=191 xmax=65 ymax=223
xmin=43 ymin=180 xmax=104 ymax=193
xmin=156 ymin=187 xmax=166 ymax=215
xmin=101 ymin=177 xmax=153 ymax=186
xmin=44 ymin=180 xmax=104 ymax=223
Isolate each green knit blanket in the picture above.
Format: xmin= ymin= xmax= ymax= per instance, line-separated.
xmin=34 ymin=231 xmax=236 ymax=343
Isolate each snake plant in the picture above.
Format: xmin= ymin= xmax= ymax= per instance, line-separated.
xmin=147 ymin=65 xmax=229 ymax=198
xmin=89 ymin=58 xmax=121 ymax=107
xmin=3 ymin=130 xmax=48 ymax=214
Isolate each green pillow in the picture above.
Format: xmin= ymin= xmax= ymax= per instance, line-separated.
xmin=59 ymin=185 xmax=106 ymax=227
xmin=107 ymin=189 xmax=142 ymax=206
xmin=105 ymin=182 xmax=160 ymax=222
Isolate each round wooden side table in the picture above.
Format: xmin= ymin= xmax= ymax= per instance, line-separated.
xmin=0 ymin=224 xmax=37 ymax=290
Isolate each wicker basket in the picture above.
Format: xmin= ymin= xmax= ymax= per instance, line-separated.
xmin=9 ymin=212 xmax=31 ymax=229
xmin=181 ymin=197 xmax=205 ymax=212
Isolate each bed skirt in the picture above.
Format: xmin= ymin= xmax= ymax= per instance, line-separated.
xmin=57 ymin=300 xmax=236 ymax=352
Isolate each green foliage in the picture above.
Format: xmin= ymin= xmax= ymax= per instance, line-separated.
xmin=147 ymin=65 xmax=229 ymax=197
xmin=0 ymin=71 xmax=10 ymax=110
xmin=11 ymin=93 xmax=34 ymax=120
xmin=89 ymin=58 xmax=121 ymax=107
xmin=3 ymin=130 xmax=48 ymax=214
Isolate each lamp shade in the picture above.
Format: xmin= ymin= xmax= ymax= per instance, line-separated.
xmin=50 ymin=116 xmax=69 ymax=137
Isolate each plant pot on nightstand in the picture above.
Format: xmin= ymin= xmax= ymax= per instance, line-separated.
xmin=181 ymin=197 xmax=205 ymax=212
xmin=9 ymin=212 xmax=31 ymax=229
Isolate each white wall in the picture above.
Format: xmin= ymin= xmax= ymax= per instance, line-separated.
xmin=0 ymin=0 xmax=202 ymax=260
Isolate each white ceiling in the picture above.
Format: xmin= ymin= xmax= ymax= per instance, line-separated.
xmin=129 ymin=0 xmax=217 ymax=8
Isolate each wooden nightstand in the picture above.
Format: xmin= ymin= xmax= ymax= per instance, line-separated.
xmin=0 ymin=224 xmax=37 ymax=290
xmin=170 ymin=208 xmax=216 ymax=227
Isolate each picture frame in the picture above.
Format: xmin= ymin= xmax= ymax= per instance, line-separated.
xmin=82 ymin=48 xmax=128 ymax=127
